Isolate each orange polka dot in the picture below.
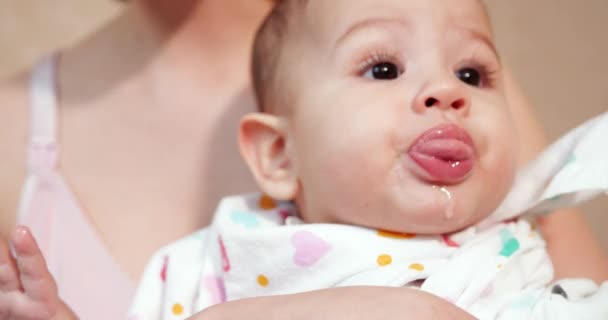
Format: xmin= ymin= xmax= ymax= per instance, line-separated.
xmin=257 ymin=275 xmax=269 ymax=287
xmin=377 ymin=254 xmax=393 ymax=266
xmin=259 ymin=195 xmax=278 ymax=210
xmin=172 ymin=303 xmax=184 ymax=315
xmin=377 ymin=230 xmax=416 ymax=239
xmin=409 ymin=263 xmax=425 ymax=272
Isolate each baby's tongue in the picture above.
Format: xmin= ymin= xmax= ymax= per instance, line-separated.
xmin=408 ymin=125 xmax=475 ymax=183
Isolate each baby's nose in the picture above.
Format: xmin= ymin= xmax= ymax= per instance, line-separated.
xmin=414 ymin=78 xmax=471 ymax=115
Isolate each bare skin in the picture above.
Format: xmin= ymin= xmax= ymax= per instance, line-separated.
xmin=192 ymin=287 xmax=477 ymax=320
xmin=0 ymin=227 xmax=76 ymax=319
xmin=0 ymin=0 xmax=606 ymax=319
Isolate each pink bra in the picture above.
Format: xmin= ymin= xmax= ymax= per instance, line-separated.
xmin=17 ymin=55 xmax=135 ymax=319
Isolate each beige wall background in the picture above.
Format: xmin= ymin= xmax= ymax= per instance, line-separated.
xmin=0 ymin=1 xmax=606 ymax=251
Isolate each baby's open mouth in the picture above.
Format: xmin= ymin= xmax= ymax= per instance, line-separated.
xmin=408 ymin=124 xmax=475 ymax=184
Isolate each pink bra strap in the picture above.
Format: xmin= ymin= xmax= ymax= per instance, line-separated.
xmin=28 ymin=54 xmax=60 ymax=173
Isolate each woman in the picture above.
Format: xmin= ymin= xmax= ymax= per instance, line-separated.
xmin=0 ymin=0 xmax=606 ymax=319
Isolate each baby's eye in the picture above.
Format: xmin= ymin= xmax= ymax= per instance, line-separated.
xmin=455 ymin=67 xmax=482 ymax=87
xmin=364 ymin=62 xmax=402 ymax=80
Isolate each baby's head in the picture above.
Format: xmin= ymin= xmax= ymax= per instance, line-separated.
xmin=240 ymin=0 xmax=519 ymax=234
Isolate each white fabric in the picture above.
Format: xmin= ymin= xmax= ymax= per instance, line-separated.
xmin=18 ymin=54 xmax=60 ymax=218
xmin=129 ymin=112 xmax=608 ymax=320
xmin=482 ymin=111 xmax=608 ymax=227
xmin=29 ymin=54 xmax=59 ymax=146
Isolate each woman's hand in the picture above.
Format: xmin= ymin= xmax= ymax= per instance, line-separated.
xmin=0 ymin=226 xmax=77 ymax=320
xmin=190 ymin=286 xmax=475 ymax=320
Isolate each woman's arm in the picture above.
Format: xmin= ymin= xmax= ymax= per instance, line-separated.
xmin=504 ymin=68 xmax=608 ymax=282
xmin=192 ymin=287 xmax=476 ymax=320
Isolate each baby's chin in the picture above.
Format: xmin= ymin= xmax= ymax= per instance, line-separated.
xmin=377 ymin=210 xmax=486 ymax=235
xmin=375 ymin=187 xmax=496 ymax=235
xmin=383 ymin=165 xmax=512 ymax=234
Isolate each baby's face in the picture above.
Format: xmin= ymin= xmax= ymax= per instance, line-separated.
xmin=265 ymin=0 xmax=517 ymax=234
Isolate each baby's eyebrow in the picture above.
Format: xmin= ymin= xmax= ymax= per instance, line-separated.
xmin=455 ymin=26 xmax=501 ymax=61
xmin=333 ymin=16 xmax=500 ymax=61
xmin=334 ymin=17 xmax=411 ymax=48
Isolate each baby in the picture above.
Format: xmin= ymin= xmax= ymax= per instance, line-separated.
xmin=129 ymin=0 xmax=608 ymax=319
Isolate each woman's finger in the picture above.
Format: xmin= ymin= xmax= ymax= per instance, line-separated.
xmin=0 ymin=238 xmax=21 ymax=292
xmin=11 ymin=226 xmax=58 ymax=303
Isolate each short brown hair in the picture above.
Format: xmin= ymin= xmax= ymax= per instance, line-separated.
xmin=251 ymin=0 xmax=309 ymax=113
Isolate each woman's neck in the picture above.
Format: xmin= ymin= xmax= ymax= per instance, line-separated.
xmin=60 ymin=0 xmax=273 ymax=110
xmin=133 ymin=0 xmax=273 ymax=59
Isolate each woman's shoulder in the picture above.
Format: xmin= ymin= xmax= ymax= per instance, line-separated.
xmin=0 ymin=70 xmax=31 ymax=237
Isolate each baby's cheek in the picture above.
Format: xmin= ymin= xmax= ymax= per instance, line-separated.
xmin=481 ymin=120 xmax=518 ymax=173
xmin=296 ymin=153 xmax=361 ymax=217
xmin=479 ymin=139 xmax=518 ymax=206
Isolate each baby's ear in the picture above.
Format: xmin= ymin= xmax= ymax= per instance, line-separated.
xmin=238 ymin=113 xmax=298 ymax=200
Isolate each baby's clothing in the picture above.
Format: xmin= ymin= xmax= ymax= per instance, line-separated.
xmin=129 ymin=112 xmax=608 ymax=320
xmin=17 ymin=55 xmax=136 ymax=320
